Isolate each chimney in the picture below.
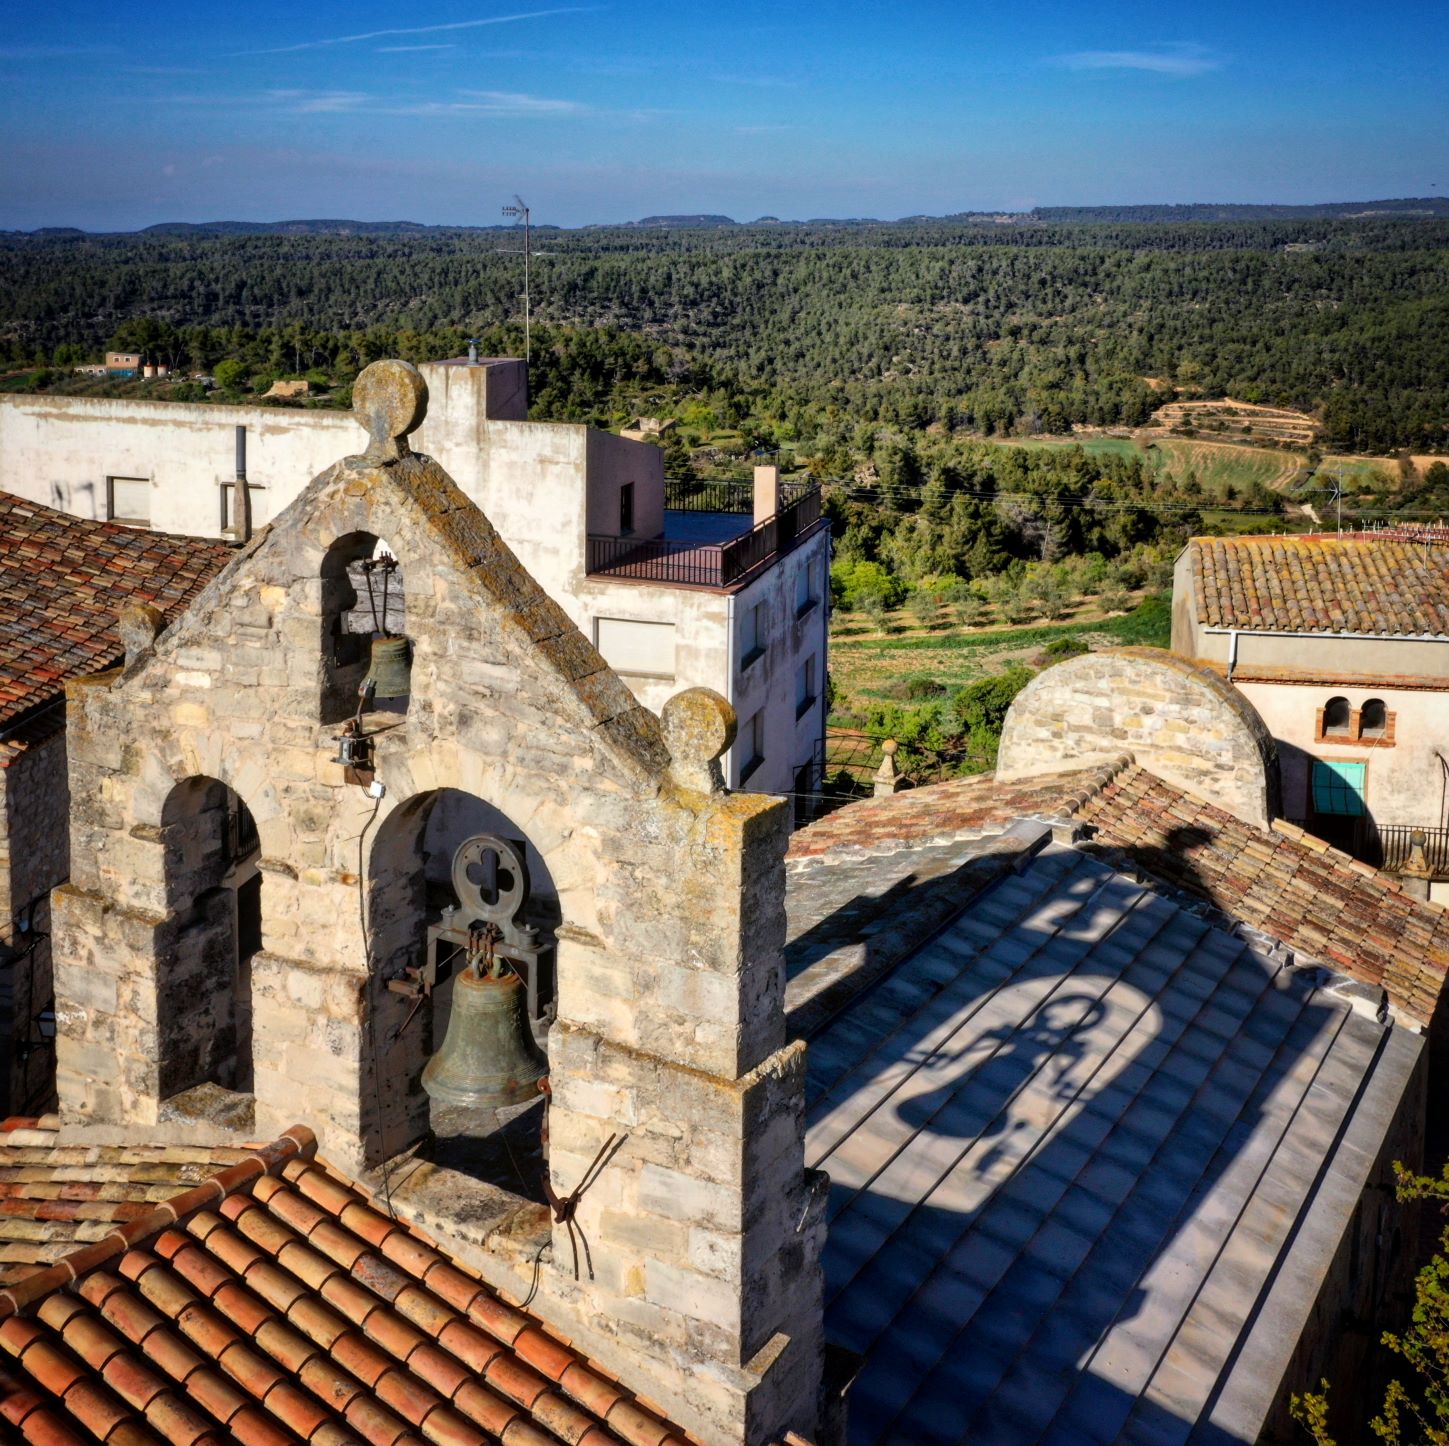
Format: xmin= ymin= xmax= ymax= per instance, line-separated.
xmin=234 ymin=425 xmax=252 ymax=543
xmin=753 ymin=463 xmax=780 ymax=526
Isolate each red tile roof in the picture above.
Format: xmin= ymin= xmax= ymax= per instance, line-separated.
xmin=0 ymin=492 xmax=233 ymax=729
xmin=1077 ymin=765 xmax=1449 ymax=1030
xmin=0 ymin=1125 xmax=693 ymax=1446
xmin=1188 ymin=534 xmax=1449 ymax=637
xmin=786 ymin=761 xmax=1126 ymax=861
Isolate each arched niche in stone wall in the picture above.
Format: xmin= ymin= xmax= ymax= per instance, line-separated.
xmin=364 ymin=787 xmax=560 ymax=1165
xmin=158 ymin=775 xmax=261 ymax=1103
xmin=319 ymin=529 xmax=408 ymax=724
xmin=996 ymin=647 xmax=1281 ymax=829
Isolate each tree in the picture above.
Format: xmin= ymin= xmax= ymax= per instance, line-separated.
xmin=1291 ymin=1160 xmax=1442 ymax=1446
xmin=214 ymin=358 xmax=248 ymax=392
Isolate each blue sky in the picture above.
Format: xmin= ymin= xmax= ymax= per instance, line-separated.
xmin=4 ymin=1 xmax=1447 ymax=229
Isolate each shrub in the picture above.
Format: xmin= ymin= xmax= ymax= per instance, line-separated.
xmin=1043 ymin=636 xmax=1089 ymax=662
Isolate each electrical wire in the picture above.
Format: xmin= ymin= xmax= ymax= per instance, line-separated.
xmin=354 ymin=792 xmax=398 ymax=1220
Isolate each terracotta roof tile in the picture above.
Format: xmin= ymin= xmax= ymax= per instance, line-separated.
xmin=1074 ymin=766 xmax=1449 ymax=1028
xmin=0 ymin=490 xmax=232 ymax=730
xmin=0 ymin=1127 xmax=693 ymax=1446
xmin=786 ymin=760 xmax=1126 ymax=860
xmin=1188 ymin=533 xmax=1449 ymax=637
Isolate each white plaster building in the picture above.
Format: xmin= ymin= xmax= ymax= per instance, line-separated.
xmin=0 ymin=358 xmax=830 ymax=797
xmin=1172 ymin=532 xmax=1449 ymax=889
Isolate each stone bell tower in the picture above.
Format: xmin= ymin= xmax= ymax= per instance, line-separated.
xmin=50 ymin=361 xmax=824 ymax=1445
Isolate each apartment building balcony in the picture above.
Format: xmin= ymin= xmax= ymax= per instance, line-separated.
xmin=586 ymin=478 xmax=824 ymax=590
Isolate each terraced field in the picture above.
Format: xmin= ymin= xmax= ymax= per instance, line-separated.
xmin=1151 ymin=399 xmax=1319 ymax=447
xmin=1147 ymin=437 xmax=1305 ymax=493
xmin=999 ymin=432 xmax=1306 ymax=496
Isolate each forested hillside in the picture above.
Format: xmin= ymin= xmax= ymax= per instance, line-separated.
xmin=3 ymin=216 xmax=1447 ymax=453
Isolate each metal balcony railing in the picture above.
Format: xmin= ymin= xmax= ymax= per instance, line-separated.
xmin=1371 ymin=823 xmax=1449 ymax=876
xmin=663 ymin=476 xmax=819 ymax=514
xmin=588 ymin=484 xmax=823 ymax=588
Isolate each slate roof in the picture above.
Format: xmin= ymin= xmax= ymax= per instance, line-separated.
xmin=792 ymin=759 xmax=1449 ymax=1034
xmin=0 ymin=1123 xmax=693 ymax=1446
xmin=1188 ymin=534 xmax=1449 ymax=637
xmin=0 ymin=492 xmax=232 ymax=729
xmin=787 ymin=827 xmax=1422 ymax=1444
xmin=1078 ymin=764 xmax=1449 ymax=1031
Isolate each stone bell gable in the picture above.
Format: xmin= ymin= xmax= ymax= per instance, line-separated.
xmin=49 ymin=362 xmax=823 ymax=1445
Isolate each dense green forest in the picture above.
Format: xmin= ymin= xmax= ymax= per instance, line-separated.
xmin=3 ymin=215 xmax=1447 ymax=454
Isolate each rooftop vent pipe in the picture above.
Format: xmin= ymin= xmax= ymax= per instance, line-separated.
xmin=234 ymin=424 xmax=252 ymax=543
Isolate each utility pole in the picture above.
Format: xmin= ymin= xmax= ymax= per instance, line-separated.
xmin=502 ymin=194 xmax=531 ymax=364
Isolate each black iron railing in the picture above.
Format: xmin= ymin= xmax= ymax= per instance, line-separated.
xmin=663 ymin=476 xmax=819 ymax=514
xmin=1372 ymin=823 xmax=1449 ymax=876
xmin=588 ymin=484 xmax=823 ymax=588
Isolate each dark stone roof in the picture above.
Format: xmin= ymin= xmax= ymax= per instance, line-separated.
xmin=792 ymin=760 xmax=1449 ymax=1032
xmin=0 ymin=492 xmax=232 ymax=729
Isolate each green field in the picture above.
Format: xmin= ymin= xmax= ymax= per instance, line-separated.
xmin=996 ymin=433 xmax=1306 ymax=496
xmin=830 ymin=595 xmax=1171 ymax=704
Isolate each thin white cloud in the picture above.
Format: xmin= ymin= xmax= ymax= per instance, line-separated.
xmin=1051 ymin=43 xmax=1222 ymax=77
xmin=374 ymin=44 xmax=457 ymax=53
xmin=242 ymin=8 xmax=601 ymax=56
xmin=169 ymin=86 xmax=609 ymax=121
xmin=268 ymin=89 xmax=371 ymax=113
xmin=735 ymin=124 xmax=793 ymax=135
xmin=454 ymin=88 xmax=588 ymax=115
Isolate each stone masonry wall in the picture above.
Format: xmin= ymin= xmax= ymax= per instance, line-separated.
xmin=0 ymin=727 xmax=69 ymax=1115
xmin=997 ymin=647 xmax=1281 ymax=829
xmin=49 ymin=365 xmax=822 ymax=1446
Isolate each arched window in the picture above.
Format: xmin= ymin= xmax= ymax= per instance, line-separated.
xmin=320 ymin=532 xmax=408 ymax=723
xmin=1322 ymin=696 xmax=1351 ymax=736
xmin=1360 ymin=698 xmax=1387 ymax=737
xmin=160 ymin=777 xmax=260 ymax=1101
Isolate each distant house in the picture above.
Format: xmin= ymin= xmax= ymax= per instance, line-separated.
xmin=103 ymin=351 xmax=141 ymax=377
xmin=1173 ymin=531 xmax=1449 ymax=892
xmin=620 ymin=416 xmax=678 ymax=441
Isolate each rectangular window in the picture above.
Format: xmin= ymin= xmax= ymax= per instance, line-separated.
xmin=619 ymin=482 xmax=635 ymax=535
xmin=739 ymin=709 xmax=765 ymax=784
xmin=741 ymin=601 xmax=767 ymax=669
xmin=796 ymin=655 xmax=816 ymax=719
xmin=796 ymin=559 xmax=818 ymax=615
xmin=106 ymin=476 xmax=150 ymax=526
xmin=594 ymin=617 xmax=676 ymax=679
xmin=1312 ymin=759 xmax=1367 ymax=817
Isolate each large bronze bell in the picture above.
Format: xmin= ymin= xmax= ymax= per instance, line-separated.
xmin=422 ymin=968 xmax=546 ymax=1109
xmin=363 ymin=635 xmax=411 ymax=698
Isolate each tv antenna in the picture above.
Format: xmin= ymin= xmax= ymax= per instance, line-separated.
xmin=501 ymin=194 xmax=531 ymax=364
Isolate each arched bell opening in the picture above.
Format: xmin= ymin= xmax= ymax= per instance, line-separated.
xmin=365 ymin=787 xmax=559 ymax=1186
xmin=157 ymin=776 xmax=260 ymax=1122
xmin=320 ymin=530 xmax=410 ymax=725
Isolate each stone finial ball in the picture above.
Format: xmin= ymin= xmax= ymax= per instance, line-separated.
xmin=660 ymin=687 xmax=736 ymax=792
xmin=118 ymin=601 xmax=165 ymax=665
xmin=353 ymin=359 xmax=428 ymax=462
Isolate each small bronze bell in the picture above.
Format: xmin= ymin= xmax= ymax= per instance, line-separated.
xmin=423 ymin=968 xmax=546 ymax=1109
xmin=363 ymin=635 xmax=411 ymax=698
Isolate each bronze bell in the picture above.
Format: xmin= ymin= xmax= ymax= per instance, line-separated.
xmin=423 ymin=969 xmax=546 ymax=1109
xmin=363 ymin=635 xmax=411 ymax=698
